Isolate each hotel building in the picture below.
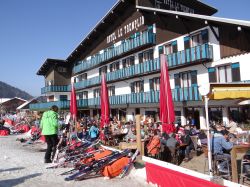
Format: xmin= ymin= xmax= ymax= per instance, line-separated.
xmin=31 ymin=0 xmax=250 ymax=129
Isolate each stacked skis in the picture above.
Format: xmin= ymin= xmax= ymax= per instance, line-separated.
xmin=47 ymin=139 xmax=139 ymax=181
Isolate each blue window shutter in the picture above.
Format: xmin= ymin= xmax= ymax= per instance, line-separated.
xmin=158 ymin=46 xmax=164 ymax=55
xmin=208 ymin=67 xmax=216 ymax=82
xmin=208 ymin=67 xmax=215 ymax=73
xmin=231 ymin=62 xmax=240 ymax=69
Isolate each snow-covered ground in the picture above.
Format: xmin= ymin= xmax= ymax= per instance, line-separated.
xmin=0 ymin=135 xmax=149 ymax=187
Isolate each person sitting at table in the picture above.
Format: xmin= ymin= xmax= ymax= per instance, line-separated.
xmin=211 ymin=129 xmax=233 ymax=173
xmin=226 ymin=117 xmax=238 ymax=134
xmin=162 ymin=133 xmax=179 ymax=162
xmin=181 ymin=129 xmax=194 ymax=162
xmin=190 ymin=125 xmax=200 ymax=136
xmin=147 ymin=129 xmax=161 ymax=158
xmin=125 ymin=126 xmax=136 ymax=142
xmin=198 ymin=130 xmax=207 ymax=145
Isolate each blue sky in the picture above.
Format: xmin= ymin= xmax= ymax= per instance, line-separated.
xmin=0 ymin=0 xmax=249 ymax=97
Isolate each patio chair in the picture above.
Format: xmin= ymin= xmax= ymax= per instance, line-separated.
xmin=240 ymin=157 xmax=250 ymax=185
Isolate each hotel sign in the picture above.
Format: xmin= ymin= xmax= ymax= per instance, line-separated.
xmin=107 ymin=15 xmax=145 ymax=44
xmin=154 ymin=0 xmax=195 ymax=13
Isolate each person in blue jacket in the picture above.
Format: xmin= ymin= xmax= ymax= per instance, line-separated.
xmin=89 ymin=123 xmax=99 ymax=142
xmin=211 ymin=130 xmax=233 ymax=173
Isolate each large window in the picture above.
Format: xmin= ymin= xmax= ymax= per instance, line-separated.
xmin=165 ymin=40 xmax=178 ymax=54
xmin=77 ymin=91 xmax=88 ymax=99
xmin=99 ymin=66 xmax=107 ymax=76
xmin=149 ymin=77 xmax=160 ymax=91
xmin=45 ymin=80 xmax=54 ymax=86
xmin=122 ymin=56 xmax=135 ymax=68
xmin=109 ymin=61 xmax=120 ymax=72
xmin=130 ymin=80 xmax=144 ymax=93
xmin=138 ymin=49 xmax=154 ymax=63
xmin=78 ymin=73 xmax=87 ymax=81
xmin=59 ymin=95 xmax=67 ymax=101
xmin=174 ymin=71 xmax=197 ymax=88
xmin=93 ymin=88 xmax=100 ymax=98
xmin=184 ymin=29 xmax=208 ymax=49
xmin=208 ymin=63 xmax=240 ymax=83
xmin=108 ymin=86 xmax=115 ymax=96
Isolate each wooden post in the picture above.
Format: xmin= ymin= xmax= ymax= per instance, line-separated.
xmin=136 ymin=114 xmax=142 ymax=159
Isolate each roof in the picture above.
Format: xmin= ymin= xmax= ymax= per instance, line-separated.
xmin=0 ymin=97 xmax=27 ymax=105
xmin=0 ymin=98 xmax=11 ymax=104
xmin=136 ymin=6 xmax=250 ymax=28
xmin=37 ymin=58 xmax=66 ymax=76
xmin=65 ymin=0 xmax=129 ymax=63
xmin=17 ymin=98 xmax=38 ymax=110
xmin=65 ymin=0 xmax=217 ymax=64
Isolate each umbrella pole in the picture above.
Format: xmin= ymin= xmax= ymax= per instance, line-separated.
xmin=136 ymin=114 xmax=142 ymax=159
xmin=205 ymin=95 xmax=213 ymax=176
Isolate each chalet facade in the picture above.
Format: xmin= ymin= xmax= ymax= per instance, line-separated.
xmin=31 ymin=0 xmax=250 ymax=129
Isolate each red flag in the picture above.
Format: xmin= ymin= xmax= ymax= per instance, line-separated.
xmin=100 ymin=73 xmax=110 ymax=129
xmin=70 ymin=83 xmax=77 ymax=120
xmin=159 ymin=54 xmax=175 ymax=134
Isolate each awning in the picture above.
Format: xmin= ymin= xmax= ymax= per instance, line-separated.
xmin=208 ymin=83 xmax=250 ymax=100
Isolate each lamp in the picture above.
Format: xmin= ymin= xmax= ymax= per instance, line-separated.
xmin=198 ymin=84 xmax=213 ymax=176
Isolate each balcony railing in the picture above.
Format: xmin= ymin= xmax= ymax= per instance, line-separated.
xmin=73 ymin=43 xmax=212 ymax=90
xmin=41 ymin=85 xmax=71 ymax=94
xmin=30 ymin=86 xmax=201 ymax=110
xmin=173 ymin=86 xmax=202 ymax=102
xmin=167 ymin=43 xmax=213 ymax=67
xmin=73 ymin=29 xmax=156 ymax=74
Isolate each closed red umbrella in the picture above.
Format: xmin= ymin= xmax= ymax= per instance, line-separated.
xmin=70 ymin=83 xmax=77 ymax=121
xmin=159 ymin=54 xmax=175 ymax=134
xmin=100 ymin=73 xmax=110 ymax=129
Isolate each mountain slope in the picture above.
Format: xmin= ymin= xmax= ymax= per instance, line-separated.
xmin=0 ymin=81 xmax=33 ymax=100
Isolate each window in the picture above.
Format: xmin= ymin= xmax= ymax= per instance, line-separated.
xmin=218 ymin=65 xmax=232 ymax=83
xmin=122 ymin=56 xmax=135 ymax=68
xmin=93 ymin=88 xmax=100 ymax=98
xmin=45 ymin=80 xmax=54 ymax=86
xmin=208 ymin=63 xmax=240 ymax=83
xmin=149 ymin=77 xmax=160 ymax=91
xmin=48 ymin=95 xmax=54 ymax=102
xmin=77 ymin=91 xmax=88 ymax=99
xmin=59 ymin=95 xmax=67 ymax=101
xmin=138 ymin=49 xmax=154 ymax=63
xmin=78 ymin=73 xmax=87 ymax=81
xmin=109 ymin=61 xmax=120 ymax=72
xmin=174 ymin=71 xmax=197 ymax=88
xmin=83 ymin=91 xmax=88 ymax=99
xmin=130 ymin=80 xmax=144 ymax=93
xmin=165 ymin=40 xmax=177 ymax=54
xmin=108 ymin=86 xmax=115 ymax=96
xmin=57 ymin=67 xmax=67 ymax=73
xmin=77 ymin=92 xmax=83 ymax=99
xmin=184 ymin=29 xmax=208 ymax=49
xmin=99 ymin=66 xmax=107 ymax=76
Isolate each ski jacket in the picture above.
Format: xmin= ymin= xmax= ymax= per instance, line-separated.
xmin=40 ymin=110 xmax=58 ymax=135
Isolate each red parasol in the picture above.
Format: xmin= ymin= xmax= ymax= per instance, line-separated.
xmin=159 ymin=54 xmax=175 ymax=134
xmin=70 ymin=83 xmax=77 ymax=121
xmin=100 ymin=73 xmax=110 ymax=129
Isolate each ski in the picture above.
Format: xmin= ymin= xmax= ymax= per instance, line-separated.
xmin=119 ymin=149 xmax=139 ymax=178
